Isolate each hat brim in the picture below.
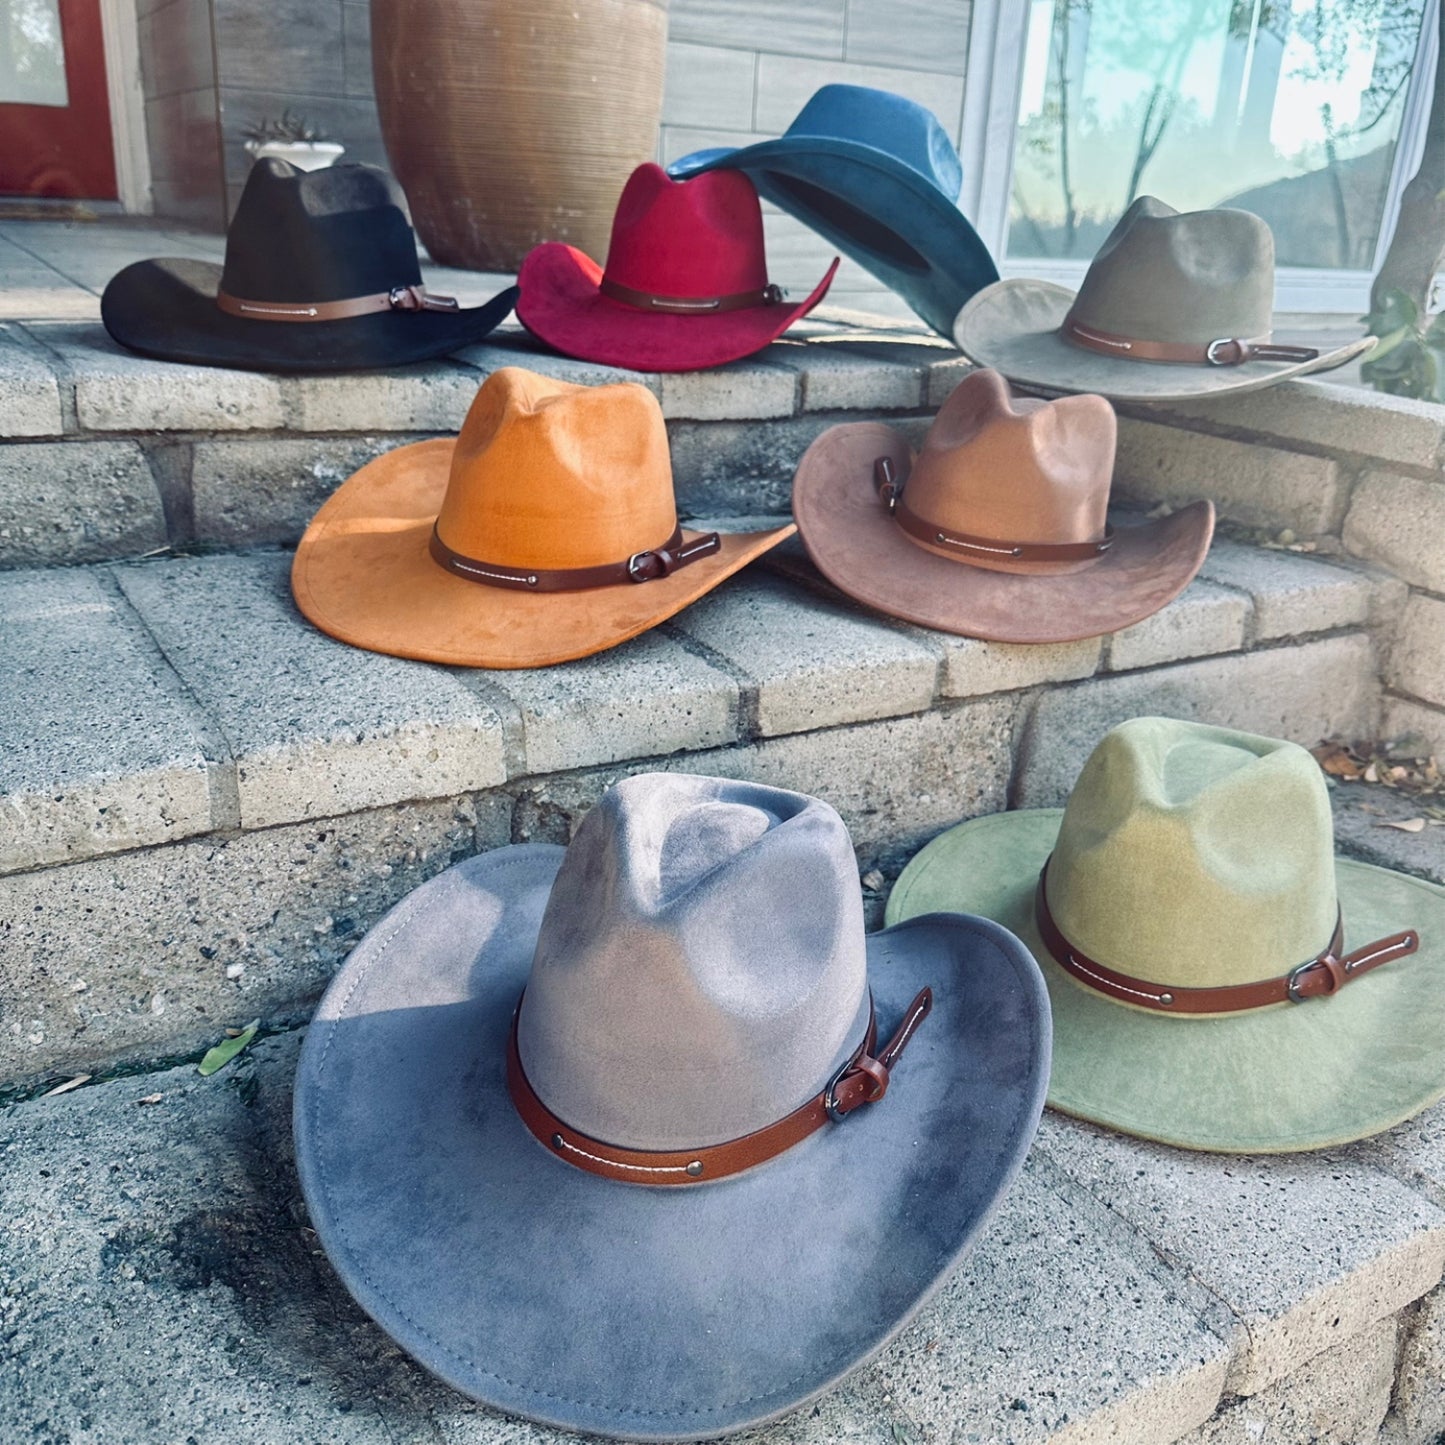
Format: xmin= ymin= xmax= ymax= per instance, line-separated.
xmin=293 ymin=845 xmax=1051 ymax=1440
xmin=669 ymin=140 xmax=998 ymax=338
xmin=515 ymin=244 xmax=838 ymax=372
xmin=290 ymin=438 xmax=796 ymax=667
xmin=791 ymin=421 xmax=1215 ymax=643
xmin=101 ymin=259 xmax=519 ymax=374
xmin=886 ymin=809 xmax=1445 ymax=1153
xmin=952 ymin=279 xmax=1374 ymax=402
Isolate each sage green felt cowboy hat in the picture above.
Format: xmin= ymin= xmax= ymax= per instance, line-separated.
xmin=886 ymin=717 xmax=1445 ymax=1153
xmin=952 ymin=197 xmax=1373 ymax=402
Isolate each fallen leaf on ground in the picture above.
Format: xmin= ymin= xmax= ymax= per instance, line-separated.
xmin=198 ymin=1019 xmax=260 ymax=1076
xmin=1377 ymin=818 xmax=1427 ymax=833
xmin=41 ymin=1074 xmax=90 ymax=1098
xmin=136 ymin=1093 xmax=163 ymax=1106
xmin=1313 ymin=743 xmax=1363 ymax=779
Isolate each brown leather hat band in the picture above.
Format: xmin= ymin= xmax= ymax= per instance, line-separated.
xmin=875 ymin=456 xmax=1114 ymax=563
xmin=599 ymin=276 xmax=785 ymax=314
xmin=1061 ymin=316 xmax=1320 ymax=367
xmin=215 ymin=284 xmax=460 ymax=323
xmin=507 ymin=986 xmax=933 ymax=1185
xmin=429 ymin=523 xmax=722 ymax=592
xmin=1034 ymin=860 xmax=1418 ymax=1013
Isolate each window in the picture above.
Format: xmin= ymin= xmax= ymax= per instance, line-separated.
xmin=0 ymin=0 xmax=68 ymax=108
xmin=963 ymin=0 xmax=1439 ymax=309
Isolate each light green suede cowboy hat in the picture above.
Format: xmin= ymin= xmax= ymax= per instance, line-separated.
xmin=887 ymin=717 xmax=1445 ymax=1153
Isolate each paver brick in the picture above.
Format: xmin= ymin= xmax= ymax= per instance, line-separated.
xmin=771 ymin=333 xmax=927 ymax=412
xmin=1105 ymin=578 xmax=1248 ymax=672
xmin=1343 ymin=471 xmax=1445 ymax=594
xmin=1385 ymin=1285 xmax=1445 ymax=1443
xmin=1381 ymin=694 xmax=1445 ymax=757
xmin=1199 ymin=537 xmax=1376 ymax=641
xmin=1016 ymin=634 xmax=1380 ymax=806
xmin=486 ymin=632 xmax=741 ymax=777
xmin=1114 ymin=419 xmax=1350 ymax=535
xmin=191 ymin=433 xmax=433 ymax=548
xmin=1152 ymin=378 xmax=1445 ymax=474
xmin=660 ymin=357 xmax=798 ymax=420
xmin=0 ymin=439 xmax=166 ymax=567
xmin=114 ymin=553 xmax=508 ymax=831
xmin=0 ymin=797 xmax=500 ymax=1084
xmin=0 ymin=569 xmax=212 ymax=875
xmin=284 ymin=361 xmax=483 ymax=433
xmin=0 ymin=323 xmax=63 ymax=436
xmin=1391 ymin=593 xmax=1445 ymax=710
xmin=1176 ymin=1315 xmax=1397 ymax=1444
xmin=667 ymin=573 xmax=939 ymax=735
xmin=1035 ymin=1113 xmax=1445 ymax=1395
xmin=27 ymin=320 xmax=286 ymax=431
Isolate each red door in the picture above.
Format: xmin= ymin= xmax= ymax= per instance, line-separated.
xmin=0 ymin=0 xmax=117 ymax=198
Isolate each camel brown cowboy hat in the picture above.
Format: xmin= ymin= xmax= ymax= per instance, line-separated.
xmin=292 ymin=367 xmax=793 ymax=667
xmin=294 ymin=772 xmax=1051 ymax=1439
xmin=887 ymin=717 xmax=1444 ymax=1154
xmin=791 ymin=367 xmax=1214 ymax=643
xmin=952 ymin=197 xmax=1373 ymax=402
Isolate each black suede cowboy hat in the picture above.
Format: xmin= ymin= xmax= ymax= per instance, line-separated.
xmin=294 ymin=772 xmax=1051 ymax=1440
xmin=102 ymin=159 xmax=518 ymax=373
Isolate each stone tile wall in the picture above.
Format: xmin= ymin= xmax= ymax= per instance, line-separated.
xmin=136 ymin=0 xmax=226 ymax=229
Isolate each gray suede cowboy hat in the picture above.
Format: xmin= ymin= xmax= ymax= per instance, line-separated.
xmin=294 ymin=772 xmax=1051 ymax=1440
xmin=953 ymin=197 xmax=1373 ymax=402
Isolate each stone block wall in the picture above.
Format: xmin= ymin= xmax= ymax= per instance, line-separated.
xmin=136 ymin=0 xmax=225 ymax=229
xmin=133 ymin=0 xmax=974 ymax=316
xmin=1115 ymin=381 xmax=1445 ymax=754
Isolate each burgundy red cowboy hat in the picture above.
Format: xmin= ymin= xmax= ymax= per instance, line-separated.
xmin=517 ymin=163 xmax=838 ymax=372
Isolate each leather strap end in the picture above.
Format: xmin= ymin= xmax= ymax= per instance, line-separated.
xmin=1062 ymin=316 xmax=1321 ymax=368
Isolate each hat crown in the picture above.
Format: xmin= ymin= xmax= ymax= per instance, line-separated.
xmin=219 ymin=159 xmax=423 ymax=303
xmin=904 ymin=369 xmax=1114 ymax=571
xmin=1048 ymin=718 xmax=1338 ymax=992
xmin=517 ymin=773 xmax=871 ymax=1150
xmin=603 ymin=163 xmax=771 ymax=299
xmin=434 ymin=368 xmax=677 ymax=570
xmin=783 ymin=84 xmax=963 ymax=199
xmin=1067 ymin=196 xmax=1275 ymax=346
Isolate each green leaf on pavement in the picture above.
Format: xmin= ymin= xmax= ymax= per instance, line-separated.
xmin=198 ymin=1020 xmax=260 ymax=1076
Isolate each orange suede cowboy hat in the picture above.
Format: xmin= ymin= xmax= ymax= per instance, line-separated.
xmin=292 ymin=367 xmax=794 ymax=667
xmin=792 ymin=367 xmax=1213 ymax=643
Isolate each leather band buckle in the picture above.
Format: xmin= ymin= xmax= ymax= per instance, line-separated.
xmin=389 ymin=285 xmax=459 ymax=313
xmin=874 ymin=455 xmax=904 ymax=512
xmin=1205 ymin=338 xmax=1243 ymax=366
xmin=508 ymin=986 xmax=933 ymax=1184
xmin=1286 ymin=953 xmax=1346 ymax=1002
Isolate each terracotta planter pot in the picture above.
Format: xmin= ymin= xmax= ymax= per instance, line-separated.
xmin=371 ymin=0 xmax=669 ymax=273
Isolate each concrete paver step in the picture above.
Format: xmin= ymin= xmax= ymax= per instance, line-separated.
xmin=3 ymin=1028 xmax=1443 ymax=1444
xmin=0 ymin=534 xmax=1398 ymax=1090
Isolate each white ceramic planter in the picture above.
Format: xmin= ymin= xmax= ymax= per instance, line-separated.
xmin=244 ymin=141 xmax=346 ymax=172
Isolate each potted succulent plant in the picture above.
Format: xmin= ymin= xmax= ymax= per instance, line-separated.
xmin=243 ymin=111 xmax=346 ymax=172
xmin=370 ymin=0 xmax=669 ymax=270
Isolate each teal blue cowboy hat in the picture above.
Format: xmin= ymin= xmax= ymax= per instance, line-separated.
xmin=668 ymin=85 xmax=998 ymax=338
